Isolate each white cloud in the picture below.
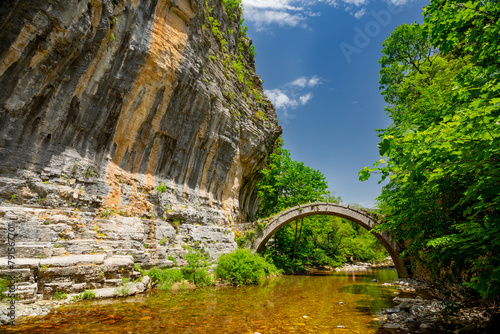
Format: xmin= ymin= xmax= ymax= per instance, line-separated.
xmin=385 ymin=0 xmax=412 ymax=5
xmin=290 ymin=75 xmax=322 ymax=88
xmin=265 ymin=76 xmax=322 ymax=121
xmin=307 ymin=76 xmax=321 ymax=87
xmin=266 ymin=89 xmax=299 ymax=109
xmin=244 ymin=8 xmax=306 ymax=30
xmin=242 ymin=0 xmax=327 ymax=30
xmin=299 ymin=93 xmax=313 ymax=104
xmin=341 ymin=0 xmax=369 ymax=6
xmin=241 ymin=0 xmax=416 ymax=29
xmin=243 ymin=0 xmax=305 ymax=10
xmin=353 ymin=7 xmax=366 ymax=18
xmin=290 ymin=77 xmax=308 ymax=88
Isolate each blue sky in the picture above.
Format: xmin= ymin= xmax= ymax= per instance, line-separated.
xmin=242 ymin=0 xmax=429 ymax=207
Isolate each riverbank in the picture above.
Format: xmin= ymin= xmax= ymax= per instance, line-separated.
xmin=314 ymin=259 xmax=499 ymax=333
xmin=380 ymin=278 xmax=499 ymax=333
xmin=336 ymin=257 xmax=396 ymax=271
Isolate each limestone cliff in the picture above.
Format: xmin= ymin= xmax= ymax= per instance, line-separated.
xmin=0 ymin=0 xmax=280 ymax=301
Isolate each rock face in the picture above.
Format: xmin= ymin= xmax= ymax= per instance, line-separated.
xmin=0 ymin=0 xmax=280 ymax=301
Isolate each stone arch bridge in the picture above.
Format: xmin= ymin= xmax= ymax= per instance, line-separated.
xmin=248 ymin=202 xmax=408 ymax=278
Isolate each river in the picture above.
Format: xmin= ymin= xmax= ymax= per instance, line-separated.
xmin=5 ymin=269 xmax=402 ymax=333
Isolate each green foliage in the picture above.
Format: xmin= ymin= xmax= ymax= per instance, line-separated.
xmin=82 ymin=289 xmax=95 ymax=299
xmin=54 ymin=291 xmax=68 ymax=300
xmin=74 ymin=289 xmax=95 ymax=300
xmin=167 ymin=256 xmax=178 ymax=266
xmin=147 ymin=250 xmax=213 ymax=289
xmin=249 ymin=44 xmax=256 ymax=57
xmin=0 ymin=279 xmax=8 ymax=301
xmin=148 ymin=268 xmax=184 ymax=290
xmin=264 ymin=215 xmax=388 ymax=273
xmin=215 ymin=249 xmax=280 ymax=285
xmin=231 ymin=59 xmax=245 ymax=82
xmin=84 ymin=166 xmax=99 ymax=179
xmin=182 ymin=247 xmax=213 ymax=287
xmin=223 ymin=0 xmax=243 ymax=20
xmin=360 ymin=1 xmax=500 ymax=299
xmin=255 ymin=110 xmax=266 ymax=121
xmin=236 ymin=230 xmax=256 ymax=248
xmin=156 ymin=183 xmax=168 ymax=193
xmin=255 ymin=138 xmax=330 ymax=219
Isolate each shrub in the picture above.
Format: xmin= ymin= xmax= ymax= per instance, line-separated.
xmin=215 ymin=249 xmax=280 ymax=285
xmin=186 ymin=269 xmax=212 ymax=288
xmin=73 ymin=289 xmax=95 ymax=300
xmin=148 ymin=268 xmax=184 ymax=290
xmin=81 ymin=289 xmax=95 ymax=300
xmin=182 ymin=247 xmax=213 ymax=287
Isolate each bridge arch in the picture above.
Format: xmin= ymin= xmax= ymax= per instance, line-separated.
xmin=250 ymin=202 xmax=409 ymax=278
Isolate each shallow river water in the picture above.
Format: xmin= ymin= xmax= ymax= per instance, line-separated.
xmin=6 ymin=269 xmax=401 ymax=333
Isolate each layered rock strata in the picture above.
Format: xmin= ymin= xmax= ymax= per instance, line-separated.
xmin=0 ymin=0 xmax=280 ymax=301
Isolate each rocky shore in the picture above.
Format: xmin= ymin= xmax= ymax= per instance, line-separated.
xmin=334 ymin=259 xmax=499 ymax=333
xmin=380 ymin=278 xmax=499 ymax=333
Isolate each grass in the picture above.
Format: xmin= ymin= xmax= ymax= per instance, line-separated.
xmin=54 ymin=291 xmax=68 ymax=300
xmin=115 ymin=285 xmax=130 ymax=296
xmin=72 ymin=289 xmax=95 ymax=300
xmin=148 ymin=268 xmax=184 ymax=290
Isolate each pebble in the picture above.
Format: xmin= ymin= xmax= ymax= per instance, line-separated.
xmin=379 ymin=278 xmax=496 ymax=332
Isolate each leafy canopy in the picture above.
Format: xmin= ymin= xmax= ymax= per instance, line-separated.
xmin=360 ymin=0 xmax=500 ymax=299
xmin=256 ymin=140 xmax=331 ymax=219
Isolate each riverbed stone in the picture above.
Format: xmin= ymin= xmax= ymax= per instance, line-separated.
xmin=396 ymin=301 xmax=411 ymax=310
xmin=384 ymin=307 xmax=401 ymax=314
xmin=383 ymin=323 xmax=401 ymax=329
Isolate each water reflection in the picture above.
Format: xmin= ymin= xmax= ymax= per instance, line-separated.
xmin=5 ymin=269 xmax=400 ymax=333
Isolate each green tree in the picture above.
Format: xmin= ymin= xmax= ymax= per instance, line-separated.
xmin=256 ymin=140 xmax=330 ymax=219
xmin=361 ymin=1 xmax=500 ymax=299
